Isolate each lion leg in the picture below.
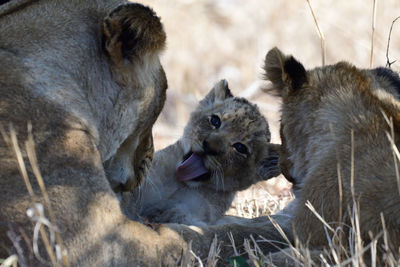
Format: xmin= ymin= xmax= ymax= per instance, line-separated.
xmin=165 ymin=209 xmax=295 ymax=261
xmin=0 ymin=124 xmax=190 ymax=266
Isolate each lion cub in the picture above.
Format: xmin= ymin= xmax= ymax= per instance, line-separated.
xmin=122 ymin=80 xmax=280 ymax=226
xmin=261 ymin=47 xmax=400 ymax=264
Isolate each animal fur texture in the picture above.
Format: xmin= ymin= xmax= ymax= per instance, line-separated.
xmin=261 ymin=47 xmax=400 ymax=265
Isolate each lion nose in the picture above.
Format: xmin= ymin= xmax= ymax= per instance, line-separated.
xmin=202 ymin=137 xmax=224 ymax=155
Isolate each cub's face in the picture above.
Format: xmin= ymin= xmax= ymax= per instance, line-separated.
xmin=178 ymin=80 xmax=280 ymax=192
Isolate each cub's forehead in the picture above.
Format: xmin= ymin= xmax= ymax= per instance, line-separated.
xmin=221 ymin=98 xmax=262 ymax=120
xmin=220 ymin=98 xmax=268 ymax=136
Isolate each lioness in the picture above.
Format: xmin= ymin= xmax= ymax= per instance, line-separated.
xmin=261 ymin=47 xmax=400 ymax=264
xmin=122 ymin=80 xmax=280 ymax=226
xmin=0 ymin=1 xmax=192 ymax=265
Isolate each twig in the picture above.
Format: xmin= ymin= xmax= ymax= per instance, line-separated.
xmin=386 ymin=16 xmax=400 ymax=68
xmin=370 ymin=0 xmax=377 ymax=68
xmin=306 ymin=0 xmax=325 ymax=66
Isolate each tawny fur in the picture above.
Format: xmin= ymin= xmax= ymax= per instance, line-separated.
xmin=121 ymin=80 xmax=280 ymax=226
xmin=11 ymin=0 xmax=396 ymax=264
xmin=261 ymin=47 xmax=400 ymax=265
xmin=0 ymin=2 xmax=288 ymax=265
xmin=0 ymin=1 xmax=190 ymax=266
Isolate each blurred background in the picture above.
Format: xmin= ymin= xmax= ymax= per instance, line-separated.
xmin=137 ymin=0 xmax=400 ymax=216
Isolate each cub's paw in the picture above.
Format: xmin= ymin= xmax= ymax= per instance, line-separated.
xmin=257 ymin=143 xmax=281 ymax=180
xmin=103 ymin=3 xmax=166 ymax=63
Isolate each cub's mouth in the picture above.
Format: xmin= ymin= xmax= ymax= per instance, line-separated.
xmin=176 ymin=152 xmax=211 ymax=182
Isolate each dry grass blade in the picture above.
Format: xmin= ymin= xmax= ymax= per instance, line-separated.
xmin=306 ymin=0 xmax=325 ymax=66
xmin=266 ymin=215 xmax=293 ymax=250
xmin=228 ymin=232 xmax=240 ymax=256
xmin=206 ymin=235 xmax=221 ymax=267
xmin=339 ymin=230 xmax=383 ymax=266
xmin=0 ymin=123 xmax=70 ymax=266
xmin=370 ymin=0 xmax=377 ymax=68
xmin=381 ymin=110 xmax=400 ymax=195
xmin=0 ymin=255 xmax=18 ymax=267
xmin=353 ymin=203 xmax=364 ymax=265
xmin=305 ymin=201 xmax=334 ymax=233
xmin=386 ymin=129 xmax=400 ymax=195
xmin=189 ymin=251 xmax=203 ymax=267
xmin=25 ymin=124 xmax=52 ymax=219
xmin=321 ymin=225 xmax=340 ymax=265
xmin=380 ymin=213 xmax=390 ymax=256
xmin=329 ymin=124 xmax=343 ymax=226
xmin=1 ymin=124 xmax=34 ymax=197
xmin=380 ymin=213 xmax=397 ymax=264
xmin=179 ymin=240 xmax=197 ymax=267
xmin=350 ymin=129 xmax=355 ymax=200
xmin=265 ymin=215 xmax=305 ymax=265
xmin=250 ymin=235 xmax=265 ymax=264
xmin=368 ymin=231 xmax=378 ymax=267
xmin=25 ymin=123 xmax=70 ymax=267
xmin=4 ymin=125 xmax=58 ymax=266
xmin=243 ymin=239 xmax=259 ymax=267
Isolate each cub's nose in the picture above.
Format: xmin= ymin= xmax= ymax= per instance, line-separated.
xmin=202 ymin=137 xmax=224 ymax=155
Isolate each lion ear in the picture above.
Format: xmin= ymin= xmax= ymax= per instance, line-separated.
xmin=103 ymin=3 xmax=166 ymax=64
xmin=200 ymin=79 xmax=233 ymax=105
xmin=256 ymin=143 xmax=281 ymax=180
xmin=263 ymin=47 xmax=307 ymax=97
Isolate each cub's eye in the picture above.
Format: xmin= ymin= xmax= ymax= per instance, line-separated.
xmin=210 ymin=114 xmax=221 ymax=129
xmin=233 ymin=142 xmax=248 ymax=154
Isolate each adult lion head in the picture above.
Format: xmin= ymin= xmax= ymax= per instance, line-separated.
xmin=0 ymin=1 xmax=178 ymax=265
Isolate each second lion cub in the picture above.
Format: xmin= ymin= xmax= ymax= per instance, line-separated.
xmin=122 ymin=80 xmax=280 ymax=226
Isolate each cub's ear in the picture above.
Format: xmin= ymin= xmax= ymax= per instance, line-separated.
xmin=263 ymin=47 xmax=307 ymax=97
xmin=200 ymin=79 xmax=233 ymax=106
xmin=256 ymin=143 xmax=281 ymax=180
xmin=103 ymin=3 xmax=166 ymax=64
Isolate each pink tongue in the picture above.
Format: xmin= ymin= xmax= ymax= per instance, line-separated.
xmin=176 ymin=153 xmax=209 ymax=181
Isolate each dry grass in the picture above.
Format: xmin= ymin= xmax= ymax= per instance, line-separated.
xmin=1 ymin=124 xmax=69 ymax=267
xmin=227 ymin=181 xmax=293 ymax=218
